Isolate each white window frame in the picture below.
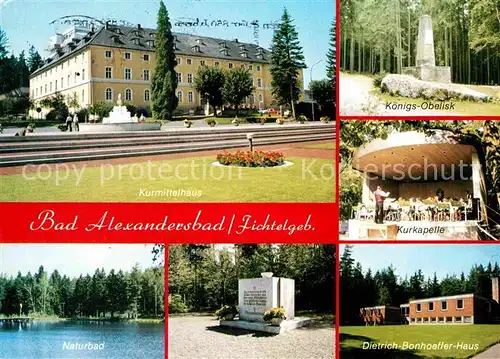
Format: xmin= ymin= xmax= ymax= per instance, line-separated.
xmin=176 ymin=57 xmax=181 ymax=65
xmin=125 ymin=68 xmax=132 ymax=80
xmin=441 ymin=301 xmax=448 ymax=311
xmin=428 ymin=302 xmax=434 ymax=312
xmin=144 ymin=89 xmax=150 ymax=102
xmin=187 ymin=58 xmax=192 ymax=65
xmin=105 ymin=50 xmax=112 ymax=59
xmin=143 ymin=54 xmax=150 ymax=62
xmin=188 ymin=91 xmax=193 ymax=103
xmin=228 ymin=63 xmax=233 ymax=69
xmin=456 ymin=299 xmax=464 ymax=310
xmin=143 ymin=69 xmax=150 ymax=81
xmin=82 ymin=69 xmax=85 ymax=81
xmin=187 ymin=73 xmax=193 ymax=84
xmin=257 ymin=65 xmax=261 ymax=71
xmin=257 ymin=78 xmax=262 ymax=88
xmin=125 ymin=88 xmax=132 ymax=101
xmin=176 ymin=72 xmax=182 ymax=83
xmin=105 ymin=67 xmax=113 ymax=79
xmin=125 ymin=52 xmax=132 ymax=60
xmin=200 ymin=60 xmax=206 ymax=66
xmin=416 ymin=303 xmax=422 ymax=312
xmin=105 ymin=88 xmax=113 ymax=101
xmin=177 ymin=90 xmax=183 ymax=103
xmin=82 ymin=89 xmax=84 ymax=103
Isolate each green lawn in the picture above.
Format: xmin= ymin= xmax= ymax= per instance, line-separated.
xmin=374 ymin=89 xmax=500 ymax=116
xmin=341 ymin=325 xmax=500 ymax=359
xmin=0 ymin=156 xmax=335 ymax=202
xmin=298 ymin=142 xmax=335 ymax=150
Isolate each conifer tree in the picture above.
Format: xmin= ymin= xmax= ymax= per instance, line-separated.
xmin=151 ymin=1 xmax=178 ymax=120
xmin=269 ymin=8 xmax=305 ymax=119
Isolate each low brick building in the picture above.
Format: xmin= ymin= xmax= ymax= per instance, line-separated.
xmin=361 ymin=277 xmax=500 ymax=325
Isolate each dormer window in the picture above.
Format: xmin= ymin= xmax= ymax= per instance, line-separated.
xmin=219 ymin=41 xmax=227 ymax=48
xmin=240 ymin=51 xmax=248 ymax=58
xmin=146 ymin=40 xmax=155 ymax=48
xmin=196 ymin=38 xmax=203 ymax=45
xmin=257 ymin=47 xmax=264 ymax=54
xmin=192 ymin=45 xmax=201 ymax=53
xmin=256 ymin=54 xmax=263 ymax=60
xmin=239 ymin=44 xmax=246 ymax=50
xmin=222 ymin=49 xmax=229 ymax=56
xmin=132 ymin=38 xmax=140 ymax=45
xmin=149 ymin=32 xmax=156 ymax=38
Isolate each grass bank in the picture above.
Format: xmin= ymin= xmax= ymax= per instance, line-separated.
xmin=341 ymin=325 xmax=500 ymax=358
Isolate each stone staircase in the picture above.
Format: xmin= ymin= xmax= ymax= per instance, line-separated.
xmin=0 ymin=123 xmax=335 ymax=167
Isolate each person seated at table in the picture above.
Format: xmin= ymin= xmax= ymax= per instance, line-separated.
xmin=436 ymin=188 xmax=445 ymax=202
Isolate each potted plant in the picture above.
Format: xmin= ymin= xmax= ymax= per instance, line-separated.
xmin=320 ymin=116 xmax=330 ymax=123
xmin=276 ymin=118 xmax=284 ymax=125
xmin=184 ymin=119 xmax=193 ymax=128
xmin=263 ymin=307 xmax=286 ymax=326
xmin=297 ymin=114 xmax=308 ymax=124
xmin=232 ymin=117 xmax=240 ymax=126
xmin=205 ymin=118 xmax=218 ymax=127
xmin=215 ymin=305 xmax=238 ymax=321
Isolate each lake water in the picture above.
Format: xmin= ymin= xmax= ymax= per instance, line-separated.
xmin=0 ymin=320 xmax=164 ymax=359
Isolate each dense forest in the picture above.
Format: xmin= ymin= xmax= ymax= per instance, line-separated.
xmin=0 ymin=26 xmax=44 ymax=94
xmin=168 ymin=244 xmax=335 ymax=313
xmin=0 ymin=264 xmax=164 ymax=319
xmin=340 ymin=245 xmax=500 ymax=325
xmin=340 ymin=0 xmax=500 ymax=85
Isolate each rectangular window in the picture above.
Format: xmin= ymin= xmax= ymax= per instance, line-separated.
xmin=457 ymin=299 xmax=464 ymax=310
xmin=257 ymin=78 xmax=262 ymax=88
xmin=187 ymin=58 xmax=192 ymax=65
xmin=257 ymin=65 xmax=261 ymax=71
xmin=105 ymin=50 xmax=112 ymax=58
xmin=143 ymin=69 xmax=150 ymax=81
xmin=55 ymin=80 xmax=57 ymax=91
xmin=61 ymin=62 xmax=64 ymax=69
xmin=187 ymin=73 xmax=193 ymax=84
xmin=68 ymin=75 xmax=70 ymax=85
xmin=428 ymin=302 xmax=434 ymax=311
xmin=241 ymin=64 xmax=245 ymax=68
xmin=188 ymin=91 xmax=193 ymax=103
xmin=82 ymin=69 xmax=85 ymax=81
xmin=416 ymin=303 xmax=421 ymax=312
xmin=44 ymin=84 xmax=47 ymax=94
xmin=249 ymin=65 xmax=253 ymax=70
xmin=176 ymin=57 xmax=181 ymax=65
xmin=144 ymin=90 xmax=150 ymax=102
xmin=32 ymin=89 xmax=34 ymax=98
xmin=74 ymin=73 xmax=77 ymax=83
xmin=441 ymin=301 xmax=448 ymax=311
xmin=228 ymin=63 xmax=233 ymax=69
xmin=125 ymin=52 xmax=131 ymax=60
xmin=125 ymin=68 xmax=132 ymax=80
xmin=82 ymin=89 xmax=84 ymax=103
xmin=61 ymin=77 xmax=64 ymax=88
xmin=143 ymin=54 xmax=150 ymax=61
xmin=105 ymin=67 xmax=112 ymax=79
xmin=200 ymin=60 xmax=206 ymax=66
xmin=49 ymin=82 xmax=52 ymax=92
xmin=176 ymin=72 xmax=182 ymax=83
xmin=214 ymin=62 xmax=219 ymax=67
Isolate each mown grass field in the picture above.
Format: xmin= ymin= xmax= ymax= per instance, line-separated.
xmin=341 ymin=325 xmax=500 ymax=359
xmin=0 ymin=155 xmax=335 ymax=202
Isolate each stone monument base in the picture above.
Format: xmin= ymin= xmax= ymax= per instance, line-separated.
xmin=220 ymin=317 xmax=312 ymax=334
xmin=402 ymin=65 xmax=451 ymax=83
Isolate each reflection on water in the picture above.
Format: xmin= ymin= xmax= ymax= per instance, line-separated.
xmin=0 ymin=320 xmax=164 ymax=359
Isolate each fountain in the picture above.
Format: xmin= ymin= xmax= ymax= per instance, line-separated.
xmin=102 ymin=94 xmax=135 ymax=124
xmin=80 ymin=93 xmax=161 ymax=132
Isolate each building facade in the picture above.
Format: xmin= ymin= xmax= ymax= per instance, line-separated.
xmin=29 ymin=24 xmax=304 ymax=117
xmin=361 ymin=277 xmax=500 ymax=326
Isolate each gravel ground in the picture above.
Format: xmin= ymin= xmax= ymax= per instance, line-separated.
xmin=168 ymin=316 xmax=335 ymax=359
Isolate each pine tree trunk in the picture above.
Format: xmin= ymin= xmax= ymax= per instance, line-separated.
xmin=290 ymin=81 xmax=296 ymax=119
xmin=350 ymin=30 xmax=355 ymax=72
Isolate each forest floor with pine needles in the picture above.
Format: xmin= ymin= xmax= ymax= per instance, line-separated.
xmin=341 ymin=325 xmax=500 ymax=358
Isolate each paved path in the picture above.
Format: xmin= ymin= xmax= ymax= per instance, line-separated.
xmin=168 ymin=316 xmax=335 ymax=359
xmin=339 ymin=72 xmax=449 ymax=116
xmin=473 ymin=343 xmax=500 ymax=359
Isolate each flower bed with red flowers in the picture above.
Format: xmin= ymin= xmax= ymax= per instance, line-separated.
xmin=216 ymin=150 xmax=285 ymax=167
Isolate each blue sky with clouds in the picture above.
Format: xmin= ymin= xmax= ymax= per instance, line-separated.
xmin=340 ymin=244 xmax=500 ymax=280
xmin=0 ymin=0 xmax=334 ymax=88
xmin=0 ymin=244 xmax=160 ymax=277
